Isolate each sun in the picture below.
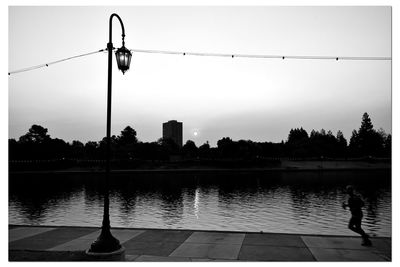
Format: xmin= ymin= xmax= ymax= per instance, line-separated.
xmin=192 ymin=128 xmax=200 ymax=137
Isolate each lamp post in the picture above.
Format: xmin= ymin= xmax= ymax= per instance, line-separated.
xmin=88 ymin=13 xmax=132 ymax=254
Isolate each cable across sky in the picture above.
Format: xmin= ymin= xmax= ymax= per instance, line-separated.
xmin=8 ymin=47 xmax=392 ymax=75
xmin=131 ymin=48 xmax=392 ymax=61
xmin=8 ymin=49 xmax=106 ymax=75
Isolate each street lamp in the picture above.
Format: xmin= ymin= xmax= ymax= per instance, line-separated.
xmin=88 ymin=13 xmax=131 ymax=255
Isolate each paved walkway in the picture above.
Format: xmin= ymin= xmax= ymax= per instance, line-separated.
xmin=9 ymin=225 xmax=391 ymax=261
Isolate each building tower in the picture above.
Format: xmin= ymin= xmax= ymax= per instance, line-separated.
xmin=162 ymin=120 xmax=183 ymax=147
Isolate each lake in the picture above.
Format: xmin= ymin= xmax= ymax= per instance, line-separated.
xmin=9 ymin=170 xmax=391 ymax=237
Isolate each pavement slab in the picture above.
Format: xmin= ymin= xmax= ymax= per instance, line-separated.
xmin=47 ymin=229 xmax=145 ymax=251
xmin=113 ymin=229 xmax=146 ymax=244
xmin=361 ymin=238 xmax=391 ymax=260
xmin=369 ymin=238 xmax=392 ymax=252
xmin=9 ymin=250 xmax=90 ymax=261
xmin=9 ymin=227 xmax=98 ymax=251
xmin=238 ymin=244 xmax=316 ymax=261
xmin=308 ymin=247 xmax=385 ymax=261
xmin=9 ymin=227 xmax=56 ymax=242
xmin=123 ymin=240 xmax=184 ymax=257
xmin=243 ymin=233 xmax=306 ymax=247
xmin=183 ymin=231 xmax=245 ymax=245
xmin=47 ymin=230 xmax=101 ymax=251
xmin=383 ymin=238 xmax=392 ymax=247
xmin=170 ymin=242 xmax=242 ymax=260
xmin=129 ymin=229 xmax=193 ymax=243
xmin=125 ymin=254 xmax=140 ymax=261
xmin=301 ymin=236 xmax=369 ymax=250
xmin=134 ymin=255 xmax=191 ymax=261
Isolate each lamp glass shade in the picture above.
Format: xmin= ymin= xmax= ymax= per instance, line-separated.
xmin=115 ymin=46 xmax=132 ymax=74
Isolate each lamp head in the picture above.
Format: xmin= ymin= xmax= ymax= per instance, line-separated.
xmin=115 ymin=45 xmax=132 ymax=74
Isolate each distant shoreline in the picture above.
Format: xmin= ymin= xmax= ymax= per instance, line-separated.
xmin=9 ymin=159 xmax=391 ymax=175
xmin=9 ymin=166 xmax=391 ymax=175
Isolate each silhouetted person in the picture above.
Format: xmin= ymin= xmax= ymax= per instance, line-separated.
xmin=342 ymin=185 xmax=372 ymax=246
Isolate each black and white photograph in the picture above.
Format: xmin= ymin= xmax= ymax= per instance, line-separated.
xmin=6 ymin=3 xmax=395 ymax=263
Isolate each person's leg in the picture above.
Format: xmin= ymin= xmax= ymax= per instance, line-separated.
xmin=349 ymin=216 xmax=371 ymax=245
xmin=348 ymin=216 xmax=361 ymax=234
xmin=349 ymin=216 xmax=368 ymax=237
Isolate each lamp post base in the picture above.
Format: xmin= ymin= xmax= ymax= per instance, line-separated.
xmin=89 ymin=231 xmax=121 ymax=251
xmin=85 ymin=246 xmax=125 ymax=261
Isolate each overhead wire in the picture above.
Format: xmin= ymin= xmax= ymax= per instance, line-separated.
xmin=130 ymin=48 xmax=391 ymax=61
xmin=8 ymin=49 xmax=106 ymax=75
xmin=8 ymin=47 xmax=391 ymax=75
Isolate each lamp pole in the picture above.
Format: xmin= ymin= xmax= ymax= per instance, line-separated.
xmin=88 ymin=13 xmax=131 ymax=254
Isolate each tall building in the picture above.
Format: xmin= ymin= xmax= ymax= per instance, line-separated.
xmin=162 ymin=120 xmax=183 ymax=147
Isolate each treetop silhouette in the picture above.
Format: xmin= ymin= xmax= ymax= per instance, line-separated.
xmin=9 ymin=112 xmax=391 ymax=161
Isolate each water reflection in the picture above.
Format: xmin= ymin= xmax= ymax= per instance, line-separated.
xmin=194 ymin=188 xmax=200 ymax=219
xmin=9 ymin=170 xmax=391 ymax=237
xmin=289 ymin=187 xmax=313 ymax=223
xmin=159 ymin=184 xmax=184 ymax=225
xmin=9 ymin=173 xmax=83 ymax=224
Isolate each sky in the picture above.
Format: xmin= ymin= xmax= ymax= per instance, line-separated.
xmin=8 ymin=6 xmax=391 ymax=147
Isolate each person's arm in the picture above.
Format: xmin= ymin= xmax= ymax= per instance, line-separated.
xmin=342 ymin=200 xmax=348 ymax=209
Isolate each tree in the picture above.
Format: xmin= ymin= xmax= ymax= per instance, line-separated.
xmin=237 ymin=140 xmax=257 ymax=159
xmin=116 ymin=126 xmax=138 ymax=159
xmin=158 ymin=137 xmax=180 ymax=156
xmin=377 ymin=129 xmax=391 ymax=158
xmin=349 ymin=130 xmax=359 ymax=149
xmin=358 ymin=113 xmax=384 ymax=156
xmin=286 ymin=128 xmax=309 ymax=157
xmin=198 ymin=141 xmax=211 ymax=158
xmin=84 ymin=141 xmax=99 ymax=157
xmin=310 ymin=129 xmax=317 ymax=139
xmin=16 ymin=125 xmax=53 ymax=159
xmin=70 ymin=140 xmax=85 ymax=158
xmin=308 ymin=128 xmax=337 ymax=157
xmin=99 ymin=135 xmax=118 ymax=158
xmin=287 ymin=128 xmax=308 ymax=145
xmin=384 ymin=134 xmax=391 ymax=157
xmin=117 ymin=126 xmax=137 ymax=146
xmin=360 ymin=112 xmax=374 ymax=134
xmin=9 ymin=138 xmax=19 ymax=160
xmin=48 ymin=138 xmax=69 ymax=159
xmin=349 ymin=112 xmax=385 ymax=157
xmin=182 ymin=140 xmax=198 ymax=158
xmin=336 ymin=130 xmax=347 ymax=157
xmin=336 ymin=130 xmax=347 ymax=145
xmin=19 ymin=125 xmax=50 ymax=144
xmin=217 ymin=137 xmax=235 ymax=157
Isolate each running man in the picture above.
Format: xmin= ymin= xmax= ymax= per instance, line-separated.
xmin=342 ymin=185 xmax=372 ymax=246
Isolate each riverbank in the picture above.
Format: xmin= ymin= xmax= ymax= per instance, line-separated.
xmin=9 ymin=158 xmax=391 ymax=173
xmin=9 ymin=225 xmax=391 ymax=261
xmin=9 ymin=160 xmax=391 ymax=175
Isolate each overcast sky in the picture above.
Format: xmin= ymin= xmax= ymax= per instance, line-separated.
xmin=8 ymin=6 xmax=391 ymax=146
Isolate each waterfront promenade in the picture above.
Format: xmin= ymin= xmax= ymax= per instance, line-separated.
xmin=9 ymin=225 xmax=391 ymax=261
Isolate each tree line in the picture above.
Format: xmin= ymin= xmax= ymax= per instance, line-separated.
xmin=9 ymin=112 xmax=391 ymax=161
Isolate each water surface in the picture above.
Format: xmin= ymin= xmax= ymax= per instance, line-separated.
xmin=9 ymin=170 xmax=391 ymax=237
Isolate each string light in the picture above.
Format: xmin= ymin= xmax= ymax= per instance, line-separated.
xmin=8 ymin=47 xmax=391 ymax=76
